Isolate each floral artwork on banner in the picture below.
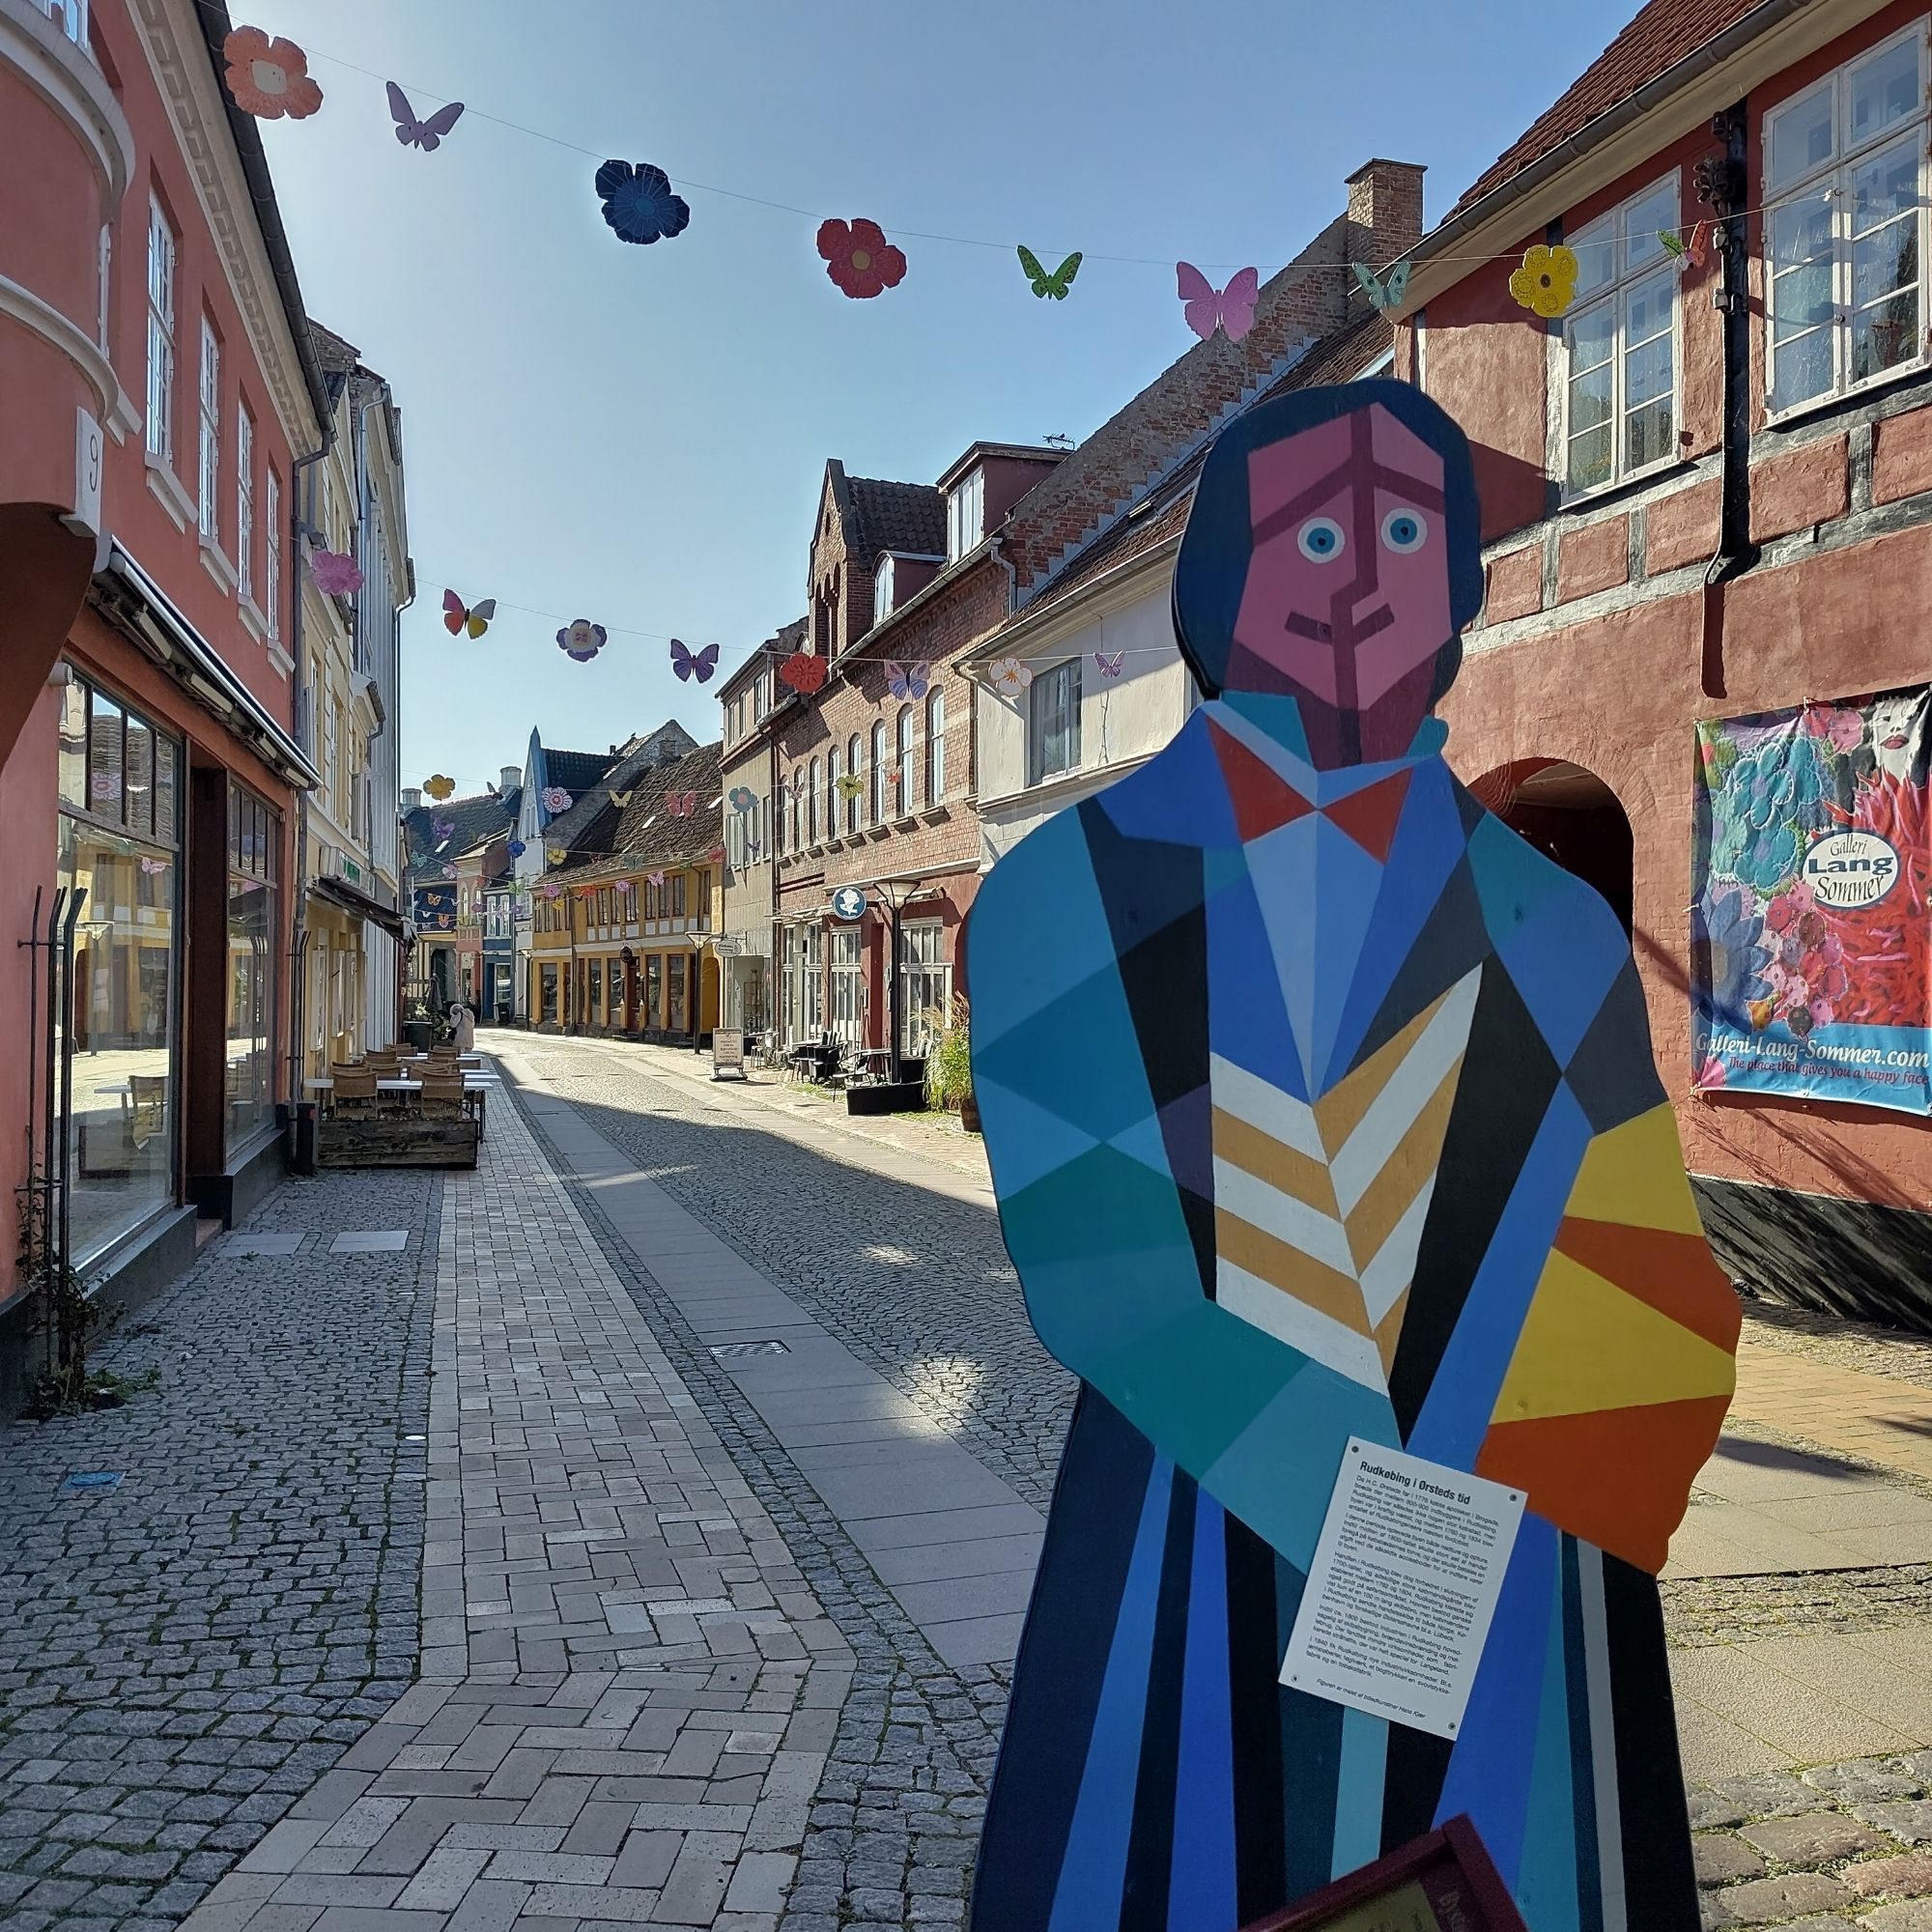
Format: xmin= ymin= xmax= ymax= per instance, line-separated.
xmin=1691 ymin=689 xmax=1932 ymax=1112
xmin=222 ymin=27 xmax=323 ymax=120
xmin=816 ymin=219 xmax=907 ymax=298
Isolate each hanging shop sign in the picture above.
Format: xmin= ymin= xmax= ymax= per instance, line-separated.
xmin=1691 ymin=688 xmax=1932 ymax=1113
xmin=831 ymin=885 xmax=867 ymax=922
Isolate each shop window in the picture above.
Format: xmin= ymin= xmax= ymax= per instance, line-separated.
xmin=898 ymin=920 xmax=951 ymax=1057
xmin=646 ymin=953 xmax=664 ymax=1027
xmin=668 ymin=953 xmax=688 ymax=1033
xmin=540 ymin=964 xmax=558 ymax=1023
xmin=830 ymin=926 xmax=865 ymax=1044
xmin=1765 ymin=25 xmax=1929 ymax=416
xmin=588 ymin=956 xmax=603 ymax=1022
xmin=56 ymin=670 xmax=182 ymax=1264
xmin=225 ymin=780 xmax=279 ymax=1152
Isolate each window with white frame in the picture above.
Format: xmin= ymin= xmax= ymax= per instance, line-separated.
xmin=1027 ymin=657 xmax=1082 ymax=784
xmin=265 ymin=469 xmax=281 ymax=636
xmin=895 ymin=703 xmax=916 ymax=814
xmin=899 ymin=921 xmax=951 ymax=1057
xmin=34 ymin=0 xmax=89 ymax=45
xmin=830 ymin=926 xmax=865 ymax=1044
xmin=145 ymin=197 xmax=175 ymax=464
xmin=808 ymin=756 xmax=820 ymax=845
xmin=826 ymin=748 xmax=840 ymax=835
xmin=197 ymin=316 xmax=220 ymax=540
xmin=947 ymin=468 xmax=983 ymax=561
xmin=237 ymin=408 xmax=254 ymax=601
xmin=870 ymin=721 xmax=889 ymax=823
xmin=1765 ymin=26 xmax=1928 ymax=414
xmin=845 ymin=733 xmax=862 ymax=832
xmin=926 ymin=689 xmax=945 ymax=803
xmin=873 ymin=556 xmax=895 ymax=627
xmin=1562 ymin=176 xmax=1679 ymax=494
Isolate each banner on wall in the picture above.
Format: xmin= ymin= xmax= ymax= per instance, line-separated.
xmin=1690 ymin=688 xmax=1932 ymax=1114
xmin=412 ymin=884 xmax=456 ymax=933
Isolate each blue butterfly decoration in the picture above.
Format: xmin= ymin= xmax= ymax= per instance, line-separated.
xmin=1350 ymin=260 xmax=1411 ymax=312
xmin=596 ymin=160 xmax=691 ymax=245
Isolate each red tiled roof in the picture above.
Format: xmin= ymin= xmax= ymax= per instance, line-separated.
xmin=1448 ymin=0 xmax=1761 ymax=218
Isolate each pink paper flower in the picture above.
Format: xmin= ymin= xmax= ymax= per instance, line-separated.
xmin=222 ymin=26 xmax=324 ymax=120
xmin=309 ymin=548 xmax=363 ymax=596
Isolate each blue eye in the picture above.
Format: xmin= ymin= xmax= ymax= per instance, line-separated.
xmin=1297 ymin=517 xmax=1346 ymax=562
xmin=1381 ymin=508 xmax=1428 ymax=553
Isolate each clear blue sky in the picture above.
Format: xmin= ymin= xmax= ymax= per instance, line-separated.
xmin=244 ymin=0 xmax=1635 ymax=796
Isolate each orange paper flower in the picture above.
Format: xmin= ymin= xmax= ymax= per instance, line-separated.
xmin=222 ymin=27 xmax=324 ymax=121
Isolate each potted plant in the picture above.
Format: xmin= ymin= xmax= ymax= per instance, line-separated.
xmin=402 ymin=1001 xmax=436 ymax=1052
xmin=923 ymin=996 xmax=979 ymax=1131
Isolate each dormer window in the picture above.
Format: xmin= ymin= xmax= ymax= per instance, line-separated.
xmin=947 ymin=468 xmax=984 ymax=562
xmin=873 ymin=556 xmax=895 ymax=628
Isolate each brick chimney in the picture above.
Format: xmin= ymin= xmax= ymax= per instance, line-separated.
xmin=1346 ymin=158 xmax=1426 ymax=281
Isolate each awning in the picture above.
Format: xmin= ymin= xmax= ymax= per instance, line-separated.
xmin=309 ymin=874 xmax=407 ymax=938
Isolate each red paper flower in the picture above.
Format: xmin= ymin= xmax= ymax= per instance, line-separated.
xmin=815 ymin=218 xmax=906 ymax=300
xmin=779 ymin=650 xmax=829 ymax=694
xmin=222 ymin=27 xmax=324 ymax=120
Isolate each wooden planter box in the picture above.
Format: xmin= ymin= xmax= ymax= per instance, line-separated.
xmin=318 ymin=1115 xmax=480 ymax=1169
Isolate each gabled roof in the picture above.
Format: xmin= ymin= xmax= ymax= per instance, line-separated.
xmin=1448 ymin=0 xmax=1759 ymax=217
xmin=402 ymin=790 xmax=516 ymax=887
xmin=543 ymin=747 xmax=623 ymax=798
xmin=550 ymin=742 xmax=724 ymax=882
xmin=838 ymin=468 xmax=947 ymax=563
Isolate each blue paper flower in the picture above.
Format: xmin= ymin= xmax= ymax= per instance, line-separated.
xmin=595 ymin=160 xmax=690 ymax=245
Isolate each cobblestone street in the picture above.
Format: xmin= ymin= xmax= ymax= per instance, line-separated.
xmin=9 ymin=1031 xmax=1932 ymax=1927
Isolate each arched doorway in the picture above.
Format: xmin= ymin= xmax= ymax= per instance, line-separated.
xmin=1470 ymin=757 xmax=1635 ymax=934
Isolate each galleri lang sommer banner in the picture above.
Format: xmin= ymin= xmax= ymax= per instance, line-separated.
xmin=1691 ymin=688 xmax=1932 ymax=1113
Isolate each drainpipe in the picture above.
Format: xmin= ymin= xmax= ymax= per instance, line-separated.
xmin=1703 ymin=100 xmax=1758 ymax=699
xmin=284 ymin=435 xmax=330 ymax=1138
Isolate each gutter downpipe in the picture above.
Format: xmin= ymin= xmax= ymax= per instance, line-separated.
xmin=1705 ymin=101 xmax=1760 ymax=699
xmin=284 ymin=431 xmax=330 ymax=1159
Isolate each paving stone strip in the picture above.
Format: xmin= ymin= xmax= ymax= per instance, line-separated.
xmin=0 ymin=1168 xmax=438 ymax=1931
xmin=187 ymin=1075 xmax=872 ymax=1930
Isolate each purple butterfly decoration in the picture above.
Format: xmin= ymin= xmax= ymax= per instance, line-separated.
xmin=386 ymin=82 xmax=465 ymax=151
xmin=1176 ymin=263 xmax=1260 ymax=343
xmin=884 ymin=661 xmax=929 ymax=700
xmin=669 ymin=639 xmax=720 ymax=684
xmin=1094 ymin=651 xmax=1124 ymax=679
xmin=309 ymin=548 xmax=364 ymax=596
xmin=432 ymin=815 xmax=456 ymax=841
xmin=140 ymin=857 xmax=167 ymax=875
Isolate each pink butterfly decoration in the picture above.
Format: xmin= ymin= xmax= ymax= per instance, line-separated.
xmin=386 ymin=82 xmax=465 ymax=151
xmin=885 ymin=661 xmax=929 ymax=700
xmin=666 ymin=791 xmax=698 ymax=817
xmin=647 ymin=870 xmax=666 ymax=890
xmin=669 ymin=639 xmax=721 ymax=684
xmin=1094 ymin=651 xmax=1124 ymax=679
xmin=310 ymin=548 xmax=364 ymax=596
xmin=140 ymin=857 xmax=167 ymax=875
xmin=1176 ymin=263 xmax=1260 ymax=343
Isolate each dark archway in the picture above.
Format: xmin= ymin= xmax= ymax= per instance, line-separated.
xmin=1471 ymin=757 xmax=1635 ymax=935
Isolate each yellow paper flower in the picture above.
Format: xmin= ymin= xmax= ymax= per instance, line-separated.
xmin=1509 ymin=243 xmax=1578 ymax=319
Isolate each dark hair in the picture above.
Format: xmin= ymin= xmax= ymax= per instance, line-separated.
xmin=1170 ymin=379 xmax=1485 ymax=699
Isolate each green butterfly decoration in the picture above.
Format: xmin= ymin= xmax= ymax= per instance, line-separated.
xmin=1350 ymin=260 xmax=1411 ymax=312
xmin=1018 ymin=244 xmax=1082 ymax=300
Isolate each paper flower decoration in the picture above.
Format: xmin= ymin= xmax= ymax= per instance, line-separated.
xmin=727 ymin=785 xmax=756 ymax=813
xmin=540 ymin=786 xmax=573 ymax=812
xmin=1510 ymin=244 xmax=1578 ymax=318
xmin=707 ymin=844 xmax=726 ymax=866
xmin=221 ymin=27 xmax=323 ymax=120
xmin=670 ymin=639 xmax=720 ymax=684
xmin=547 ymin=846 xmax=569 ymax=865
xmin=816 ymin=218 xmax=907 ymax=299
xmin=310 ymin=548 xmax=364 ymax=596
xmin=442 ymin=589 xmax=495 ymax=639
xmin=1017 ymin=246 xmax=1082 ymax=300
xmin=1177 ymin=263 xmax=1259 ymax=343
xmin=538 ymin=882 xmax=562 ymax=898
xmin=989 ymin=657 xmax=1034 ymax=696
xmin=596 ymin=161 xmax=691 ymax=246
xmin=557 ymin=619 xmax=607 ymax=662
xmin=779 ymin=649 xmax=828 ymax=695
xmin=507 ymin=839 xmax=526 ymax=858
xmin=423 ymin=775 xmax=455 ymax=802
xmin=613 ymin=878 xmax=633 ymax=895
xmin=837 ymin=773 xmax=865 ymax=801
xmin=386 ymin=83 xmax=464 ymax=151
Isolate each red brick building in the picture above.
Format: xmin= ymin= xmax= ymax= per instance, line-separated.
xmin=0 ymin=0 xmax=330 ymax=1386
xmin=1397 ymin=0 xmax=1932 ymax=1320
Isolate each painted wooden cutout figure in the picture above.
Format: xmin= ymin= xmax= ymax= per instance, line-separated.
xmin=966 ymin=383 xmax=1739 ymax=1931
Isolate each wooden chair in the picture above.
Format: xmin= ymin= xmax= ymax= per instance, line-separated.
xmin=417 ymin=1072 xmax=467 ymax=1120
xmin=330 ymin=1065 xmax=378 ymax=1116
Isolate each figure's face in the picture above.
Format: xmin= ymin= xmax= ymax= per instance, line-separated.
xmin=1230 ymin=405 xmax=1452 ymax=713
xmin=1870 ymin=694 xmax=1920 ymax=781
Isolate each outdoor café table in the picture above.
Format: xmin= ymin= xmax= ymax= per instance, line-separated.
xmin=303 ymin=1078 xmax=334 ymax=1092
xmin=375 ymin=1079 xmax=422 ymax=1110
